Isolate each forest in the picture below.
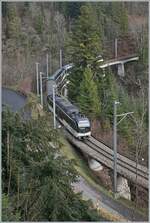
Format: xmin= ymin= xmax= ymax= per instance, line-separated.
xmin=2 ymin=1 xmax=148 ymax=221
xmin=2 ymin=1 xmax=148 ymax=163
xmin=2 ymin=108 xmax=104 ymax=221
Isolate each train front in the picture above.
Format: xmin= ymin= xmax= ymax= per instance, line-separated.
xmin=76 ymin=117 xmax=91 ymax=138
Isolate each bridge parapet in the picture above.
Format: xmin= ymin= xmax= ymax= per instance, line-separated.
xmin=100 ymin=54 xmax=139 ymax=76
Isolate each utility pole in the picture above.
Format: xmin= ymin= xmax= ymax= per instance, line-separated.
xmin=60 ymin=49 xmax=62 ymax=68
xmin=40 ymin=72 xmax=44 ymax=107
xmin=113 ymin=100 xmax=134 ymax=198
xmin=49 ymin=51 xmax=52 ymax=74
xmin=115 ymin=38 xmax=118 ymax=58
xmin=46 ymin=53 xmax=49 ymax=78
xmin=113 ymin=101 xmax=118 ymax=198
xmin=36 ymin=62 xmax=39 ymax=96
xmin=53 ymin=84 xmax=56 ymax=129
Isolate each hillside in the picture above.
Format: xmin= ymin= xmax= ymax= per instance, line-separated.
xmin=2 ymin=2 xmax=148 ymax=84
xmin=2 ymin=2 xmax=148 ymax=220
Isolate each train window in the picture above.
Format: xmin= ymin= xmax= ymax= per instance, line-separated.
xmin=78 ymin=126 xmax=90 ymax=133
xmin=78 ymin=120 xmax=90 ymax=128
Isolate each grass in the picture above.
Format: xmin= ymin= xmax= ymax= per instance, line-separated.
xmin=3 ymin=85 xmax=19 ymax=91
xmin=97 ymin=207 xmax=127 ymax=222
xmin=59 ymin=133 xmax=114 ymax=195
xmin=59 ymin=134 xmax=107 ymax=188
xmin=24 ymin=93 xmax=45 ymax=119
xmin=118 ymin=197 xmax=148 ymax=217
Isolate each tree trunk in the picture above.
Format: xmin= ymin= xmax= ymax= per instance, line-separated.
xmin=7 ymin=131 xmax=10 ymax=172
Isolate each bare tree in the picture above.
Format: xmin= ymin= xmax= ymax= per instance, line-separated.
xmin=130 ymin=86 xmax=148 ymax=215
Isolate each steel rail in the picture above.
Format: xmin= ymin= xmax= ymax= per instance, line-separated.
xmin=90 ymin=136 xmax=148 ymax=173
xmin=84 ymin=139 xmax=148 ymax=180
xmin=64 ymin=129 xmax=148 ymax=188
xmin=91 ymin=134 xmax=147 ymax=168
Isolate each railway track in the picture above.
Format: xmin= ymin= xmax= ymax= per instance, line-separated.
xmin=46 ymin=65 xmax=148 ymax=189
xmin=85 ymin=137 xmax=148 ymax=179
xmin=62 ymin=125 xmax=148 ymax=188
xmin=91 ymin=136 xmax=148 ymax=172
xmin=82 ymin=136 xmax=148 ymax=188
xmin=91 ymin=135 xmax=147 ymax=167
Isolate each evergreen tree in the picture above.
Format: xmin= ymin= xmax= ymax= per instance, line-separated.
xmin=2 ymin=194 xmax=21 ymax=221
xmin=34 ymin=12 xmax=44 ymax=35
xmin=56 ymin=2 xmax=83 ymax=20
xmin=67 ymin=3 xmax=102 ymax=102
xmin=6 ymin=4 xmax=21 ymax=40
xmin=111 ymin=2 xmax=128 ymax=35
xmin=68 ymin=3 xmax=101 ymax=68
xmin=102 ymin=2 xmax=128 ymax=40
xmin=97 ymin=70 xmax=118 ymax=119
xmin=2 ymin=109 xmax=103 ymax=221
xmin=77 ymin=67 xmax=100 ymax=119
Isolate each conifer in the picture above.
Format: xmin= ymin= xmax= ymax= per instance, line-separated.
xmin=77 ymin=67 xmax=101 ymax=119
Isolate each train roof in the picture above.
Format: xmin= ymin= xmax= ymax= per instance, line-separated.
xmin=49 ymin=63 xmax=73 ymax=81
xmin=50 ymin=68 xmax=65 ymax=81
xmin=47 ymin=94 xmax=90 ymax=126
xmin=55 ymin=96 xmax=79 ymax=114
xmin=56 ymin=97 xmax=71 ymax=106
xmin=65 ymin=106 xmax=79 ymax=114
xmin=46 ymin=80 xmax=56 ymax=96
xmin=63 ymin=63 xmax=74 ymax=70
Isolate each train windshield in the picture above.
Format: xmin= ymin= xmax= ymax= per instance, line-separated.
xmin=78 ymin=120 xmax=90 ymax=128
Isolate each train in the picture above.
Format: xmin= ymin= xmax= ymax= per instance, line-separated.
xmin=47 ymin=93 xmax=91 ymax=139
xmin=47 ymin=64 xmax=91 ymax=139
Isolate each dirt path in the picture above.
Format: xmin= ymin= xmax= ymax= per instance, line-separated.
xmin=72 ymin=176 xmax=147 ymax=222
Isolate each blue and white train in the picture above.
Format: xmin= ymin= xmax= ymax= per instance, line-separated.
xmin=47 ymin=64 xmax=91 ymax=139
